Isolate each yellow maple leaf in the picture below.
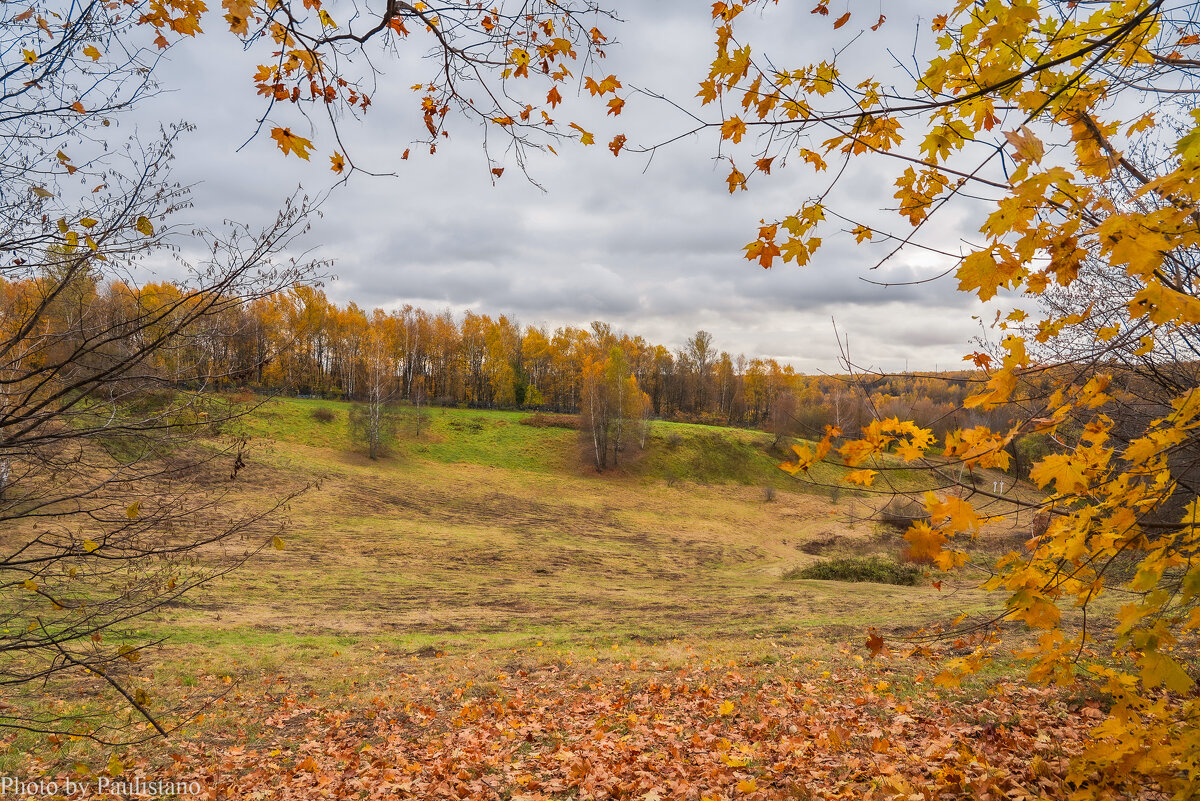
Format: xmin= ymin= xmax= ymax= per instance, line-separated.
xmin=1004 ymin=126 xmax=1045 ymax=162
xmin=845 ymin=468 xmax=878 ymax=487
xmin=270 ymin=127 xmax=314 ymax=160
xmin=568 ymin=122 xmax=594 ymax=145
xmin=721 ymin=116 xmax=748 ymax=143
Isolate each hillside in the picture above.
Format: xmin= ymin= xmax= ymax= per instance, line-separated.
xmin=149 ymin=397 xmax=1021 ymax=657
xmin=9 ymin=395 xmax=1114 ymax=799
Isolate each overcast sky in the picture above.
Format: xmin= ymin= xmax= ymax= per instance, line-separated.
xmin=133 ymin=1 xmax=1012 ymax=374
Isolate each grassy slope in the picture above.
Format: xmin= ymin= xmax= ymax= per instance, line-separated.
xmin=8 ymin=396 xmax=1063 ymax=773
xmin=146 ymin=398 xmax=1014 ymax=666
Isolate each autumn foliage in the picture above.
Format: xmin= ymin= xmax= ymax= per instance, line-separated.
xmin=36 ymin=653 xmax=1125 ymax=801
xmin=10 ymin=0 xmax=1200 ymax=794
xmin=702 ymin=0 xmax=1200 ymax=794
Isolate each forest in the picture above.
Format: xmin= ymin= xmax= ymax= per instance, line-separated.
xmin=0 ymin=275 xmax=989 ymax=436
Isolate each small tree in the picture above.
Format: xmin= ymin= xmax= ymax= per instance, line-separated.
xmin=348 ymin=327 xmax=398 ymax=459
xmin=580 ymin=356 xmax=611 ymax=471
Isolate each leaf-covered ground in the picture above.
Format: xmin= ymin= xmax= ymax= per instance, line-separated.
xmin=33 ymin=648 xmax=1131 ymax=801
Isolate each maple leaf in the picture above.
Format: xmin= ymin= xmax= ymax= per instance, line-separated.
xmin=726 ymin=164 xmax=747 ymax=193
xmin=833 ymin=11 xmax=850 ymax=29
xmin=744 ymin=238 xmax=780 ymax=269
xmin=569 ymin=122 xmax=594 ymax=145
xmin=270 ymin=127 xmax=314 ymax=160
xmin=1029 ymin=453 xmax=1087 ymax=495
xmin=606 ymin=96 xmax=624 ymax=116
xmin=845 ymin=468 xmax=877 ymax=487
xmin=546 ymin=86 xmax=563 ymax=108
xmin=865 ymin=630 xmax=885 ymax=656
xmin=755 ymin=156 xmax=774 ymax=174
xmin=1004 ymin=126 xmax=1045 ymax=163
xmin=330 ymin=151 xmax=345 ymax=173
xmin=608 ymin=134 xmax=626 ymax=156
xmin=721 ymin=116 xmax=748 ymax=143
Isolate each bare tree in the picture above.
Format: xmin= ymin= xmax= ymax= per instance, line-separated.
xmin=0 ymin=2 xmax=319 ymax=741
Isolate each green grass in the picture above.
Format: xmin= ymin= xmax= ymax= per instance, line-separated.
xmin=145 ymin=397 xmax=1009 ymax=650
xmin=784 ymin=556 xmax=925 ymax=586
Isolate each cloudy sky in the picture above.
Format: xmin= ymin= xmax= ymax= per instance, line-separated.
xmin=134 ymin=0 xmax=1010 ymax=374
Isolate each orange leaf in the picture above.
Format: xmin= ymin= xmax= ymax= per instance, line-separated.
xmin=755 ymin=156 xmax=774 ymax=174
xmin=833 ymin=11 xmax=851 ymax=29
xmin=726 ymin=165 xmax=747 ymax=193
xmin=608 ymin=134 xmax=627 ymax=156
xmin=721 ymin=116 xmax=748 ymax=143
xmin=269 ymin=127 xmax=314 ymax=160
xmin=330 ymin=151 xmax=345 ymax=173
xmin=71 ymin=101 xmax=85 ymax=113
xmin=569 ymin=122 xmax=594 ymax=145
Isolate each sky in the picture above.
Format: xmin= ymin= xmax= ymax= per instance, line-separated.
xmin=132 ymin=0 xmax=1012 ymax=374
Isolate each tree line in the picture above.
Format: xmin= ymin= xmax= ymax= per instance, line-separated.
xmin=1 ymin=275 xmax=1011 ymax=439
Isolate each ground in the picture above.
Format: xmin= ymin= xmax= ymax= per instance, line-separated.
xmin=4 ymin=399 xmax=1134 ymax=799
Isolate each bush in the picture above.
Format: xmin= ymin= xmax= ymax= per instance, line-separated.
xmin=520 ymin=413 xmax=578 ymax=429
xmin=310 ymin=407 xmax=336 ymax=423
xmin=762 ymin=485 xmax=776 ymax=502
xmin=876 ymin=496 xmax=931 ymax=530
xmin=784 ymin=556 xmax=923 ymax=586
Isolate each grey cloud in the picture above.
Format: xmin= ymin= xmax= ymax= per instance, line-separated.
xmin=118 ymin=0 xmax=996 ymax=372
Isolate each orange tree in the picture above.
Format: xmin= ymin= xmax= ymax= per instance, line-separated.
xmin=675 ymin=0 xmax=1200 ymax=796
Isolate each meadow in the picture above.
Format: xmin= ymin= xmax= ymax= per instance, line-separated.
xmin=8 ymin=398 xmax=1114 ymax=799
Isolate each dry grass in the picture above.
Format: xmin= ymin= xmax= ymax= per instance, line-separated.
xmin=5 ymin=400 xmax=1050 ymax=773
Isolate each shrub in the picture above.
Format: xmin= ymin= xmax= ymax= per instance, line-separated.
xmin=784 ymin=556 xmax=922 ymax=586
xmin=762 ymin=485 xmax=776 ymax=502
xmin=310 ymin=407 xmax=336 ymax=423
xmin=876 ymin=496 xmax=931 ymax=530
xmin=520 ymin=413 xmax=578 ymax=429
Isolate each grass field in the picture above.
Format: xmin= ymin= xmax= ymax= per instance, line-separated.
xmin=6 ymin=397 xmax=1082 ymax=791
